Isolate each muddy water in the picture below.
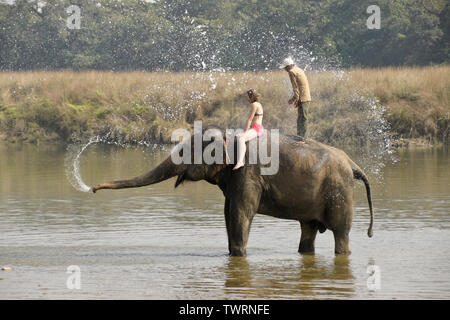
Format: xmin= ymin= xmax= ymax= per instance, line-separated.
xmin=0 ymin=143 xmax=449 ymax=299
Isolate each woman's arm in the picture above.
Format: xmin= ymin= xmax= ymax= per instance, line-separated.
xmin=244 ymin=103 xmax=257 ymax=132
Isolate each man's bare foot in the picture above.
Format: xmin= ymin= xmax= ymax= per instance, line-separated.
xmin=233 ymin=162 xmax=244 ymax=170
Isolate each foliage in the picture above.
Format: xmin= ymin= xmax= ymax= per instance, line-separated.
xmin=0 ymin=0 xmax=448 ymax=71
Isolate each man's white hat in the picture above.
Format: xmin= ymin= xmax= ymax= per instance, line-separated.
xmin=279 ymin=57 xmax=295 ymax=69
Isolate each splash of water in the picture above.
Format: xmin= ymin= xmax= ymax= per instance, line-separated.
xmin=347 ymin=92 xmax=398 ymax=181
xmin=65 ymin=132 xmax=168 ymax=193
xmin=65 ymin=136 xmax=101 ymax=192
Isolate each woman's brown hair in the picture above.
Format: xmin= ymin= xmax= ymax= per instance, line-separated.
xmin=246 ymin=88 xmax=261 ymax=103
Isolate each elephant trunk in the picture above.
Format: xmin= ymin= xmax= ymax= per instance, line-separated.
xmin=92 ymin=156 xmax=182 ymax=193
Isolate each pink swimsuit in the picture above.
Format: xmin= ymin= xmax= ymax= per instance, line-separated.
xmin=251 ymin=123 xmax=264 ymax=137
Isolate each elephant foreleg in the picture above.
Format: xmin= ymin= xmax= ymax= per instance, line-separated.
xmin=298 ymin=221 xmax=319 ymax=254
xmin=226 ymin=192 xmax=259 ymax=257
xmin=224 ymin=198 xmax=232 ymax=253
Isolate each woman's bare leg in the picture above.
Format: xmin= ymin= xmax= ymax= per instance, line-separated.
xmin=233 ymin=129 xmax=257 ymax=170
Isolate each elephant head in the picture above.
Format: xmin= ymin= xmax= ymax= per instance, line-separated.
xmin=91 ymin=125 xmax=231 ymax=193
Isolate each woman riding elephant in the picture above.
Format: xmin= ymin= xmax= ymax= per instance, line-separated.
xmin=233 ymin=89 xmax=264 ymax=170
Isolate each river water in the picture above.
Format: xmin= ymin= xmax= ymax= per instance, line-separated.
xmin=0 ymin=143 xmax=449 ymax=299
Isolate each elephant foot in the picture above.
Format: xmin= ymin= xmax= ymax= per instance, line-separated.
xmin=335 ymin=249 xmax=351 ymax=255
xmin=334 ymin=250 xmax=352 ymax=256
xmin=229 ymin=246 xmax=247 ymax=257
xmin=333 ymin=232 xmax=351 ymax=255
xmin=298 ymin=242 xmax=315 ymax=254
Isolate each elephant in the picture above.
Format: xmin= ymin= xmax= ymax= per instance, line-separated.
xmin=92 ymin=126 xmax=373 ymax=256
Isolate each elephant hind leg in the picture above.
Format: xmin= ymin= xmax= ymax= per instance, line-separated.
xmin=298 ymin=221 xmax=319 ymax=254
xmin=328 ymin=211 xmax=352 ymax=255
xmin=325 ymin=192 xmax=354 ymax=255
xmin=333 ymin=231 xmax=351 ymax=255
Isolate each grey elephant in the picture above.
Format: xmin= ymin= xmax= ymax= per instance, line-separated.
xmin=92 ymin=126 xmax=373 ymax=256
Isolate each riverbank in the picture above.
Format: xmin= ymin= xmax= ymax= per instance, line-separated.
xmin=0 ymin=66 xmax=448 ymax=147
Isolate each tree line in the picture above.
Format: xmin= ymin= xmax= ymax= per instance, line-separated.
xmin=0 ymin=0 xmax=448 ymax=71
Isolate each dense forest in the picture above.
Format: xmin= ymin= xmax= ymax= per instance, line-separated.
xmin=0 ymin=0 xmax=448 ymax=71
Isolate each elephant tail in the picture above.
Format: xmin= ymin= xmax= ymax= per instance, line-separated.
xmin=351 ymin=164 xmax=374 ymax=238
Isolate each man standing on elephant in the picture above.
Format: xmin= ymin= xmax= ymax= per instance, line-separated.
xmin=280 ymin=57 xmax=312 ymax=138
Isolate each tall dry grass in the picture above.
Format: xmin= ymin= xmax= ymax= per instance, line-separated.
xmin=348 ymin=66 xmax=449 ymax=142
xmin=0 ymin=66 xmax=448 ymax=146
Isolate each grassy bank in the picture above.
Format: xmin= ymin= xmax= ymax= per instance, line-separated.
xmin=0 ymin=66 xmax=448 ymax=147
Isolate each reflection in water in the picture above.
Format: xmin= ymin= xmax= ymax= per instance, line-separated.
xmin=225 ymin=257 xmax=252 ymax=288
xmin=223 ymin=255 xmax=354 ymax=299
xmin=0 ymin=144 xmax=449 ymax=299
